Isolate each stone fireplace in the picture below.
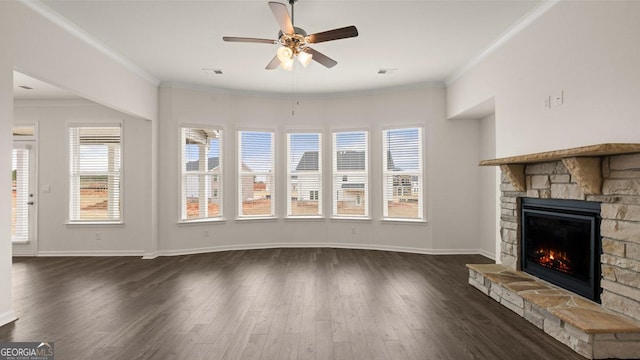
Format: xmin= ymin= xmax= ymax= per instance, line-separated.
xmin=468 ymin=144 xmax=640 ymax=359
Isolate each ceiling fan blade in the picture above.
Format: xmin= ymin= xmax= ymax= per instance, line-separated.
xmin=223 ymin=37 xmax=278 ymax=44
xmin=268 ymin=2 xmax=294 ymax=35
xmin=304 ymin=48 xmax=337 ymax=68
xmin=307 ymin=26 xmax=358 ymax=44
xmin=265 ymin=55 xmax=280 ymax=70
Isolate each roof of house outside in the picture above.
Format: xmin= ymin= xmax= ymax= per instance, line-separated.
xmin=185 ymin=158 xmax=253 ymax=172
xmin=186 ymin=157 xmax=219 ymax=171
xmin=295 ymin=150 xmax=399 ymax=171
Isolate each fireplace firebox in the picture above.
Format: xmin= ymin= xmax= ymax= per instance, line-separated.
xmin=521 ymin=198 xmax=601 ymax=302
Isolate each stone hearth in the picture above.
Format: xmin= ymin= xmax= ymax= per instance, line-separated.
xmin=468 ymin=264 xmax=640 ymax=359
xmin=470 ymin=144 xmax=640 ymax=359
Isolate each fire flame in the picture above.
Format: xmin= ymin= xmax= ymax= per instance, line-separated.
xmin=532 ymin=247 xmax=573 ymax=274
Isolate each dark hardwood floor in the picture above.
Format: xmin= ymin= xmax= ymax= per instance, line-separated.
xmin=0 ymin=249 xmax=584 ymax=360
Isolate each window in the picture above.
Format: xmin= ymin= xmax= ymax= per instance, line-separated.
xmin=11 ymin=146 xmax=30 ymax=242
xmin=287 ymin=132 xmax=322 ymax=217
xmin=181 ymin=127 xmax=222 ymax=221
xmin=382 ymin=127 xmax=423 ymax=220
xmin=332 ymin=131 xmax=368 ymax=218
xmin=238 ymin=131 xmax=274 ymax=217
xmin=69 ymin=126 xmax=122 ymax=222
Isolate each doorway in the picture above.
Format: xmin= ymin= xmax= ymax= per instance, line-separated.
xmin=12 ymin=126 xmax=37 ymax=256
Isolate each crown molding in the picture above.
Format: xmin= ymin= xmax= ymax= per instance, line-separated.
xmin=19 ymin=0 xmax=160 ymax=86
xmin=161 ymin=80 xmax=444 ymax=100
xmin=445 ymin=0 xmax=559 ymax=87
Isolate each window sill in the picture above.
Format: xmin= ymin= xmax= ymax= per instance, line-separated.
xmin=65 ymin=221 xmax=124 ymax=227
xmin=330 ymin=217 xmax=372 ymax=222
xmin=178 ymin=218 xmax=226 ymax=226
xmin=12 ymin=240 xmax=30 ymax=244
xmin=235 ymin=217 xmax=279 ymax=223
xmin=284 ymin=216 xmax=326 ymax=222
xmin=380 ymin=218 xmax=427 ymax=224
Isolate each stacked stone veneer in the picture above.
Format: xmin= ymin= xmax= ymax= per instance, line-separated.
xmin=499 ymin=153 xmax=640 ymax=322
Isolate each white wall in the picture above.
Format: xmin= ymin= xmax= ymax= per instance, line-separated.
xmin=0 ymin=48 xmax=17 ymax=327
xmin=158 ymin=85 xmax=484 ymax=255
xmin=14 ymin=101 xmax=153 ymax=255
xmin=448 ymin=1 xmax=640 ymax=157
xmin=479 ymin=114 xmax=497 ymax=260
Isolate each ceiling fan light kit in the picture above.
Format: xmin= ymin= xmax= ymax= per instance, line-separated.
xmin=223 ymin=0 xmax=358 ymax=71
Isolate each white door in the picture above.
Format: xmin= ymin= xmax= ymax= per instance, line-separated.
xmin=12 ymin=140 xmax=37 ymax=255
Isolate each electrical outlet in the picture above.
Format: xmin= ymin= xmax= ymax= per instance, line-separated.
xmin=95 ymin=232 xmax=101 ymax=241
xmin=554 ymin=90 xmax=564 ymax=106
xmin=351 ymin=227 xmax=356 ymax=235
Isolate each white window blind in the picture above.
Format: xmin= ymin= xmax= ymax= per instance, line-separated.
xmin=11 ymin=147 xmax=30 ymax=242
xmin=238 ymin=131 xmax=274 ymax=217
xmin=181 ymin=127 xmax=223 ymax=221
xmin=287 ymin=132 xmax=322 ymax=217
xmin=332 ymin=131 xmax=368 ymax=218
xmin=69 ymin=126 xmax=122 ymax=222
xmin=382 ymin=127 xmax=423 ymax=220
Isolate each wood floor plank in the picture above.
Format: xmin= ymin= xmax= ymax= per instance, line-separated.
xmin=315 ymin=320 xmax=334 ymax=360
xmin=239 ymin=334 xmax=267 ymax=360
xmin=1 ymin=250 xmax=585 ymax=360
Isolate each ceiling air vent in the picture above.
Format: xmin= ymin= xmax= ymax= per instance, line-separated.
xmin=377 ymin=68 xmax=398 ymax=75
xmin=202 ymin=68 xmax=223 ymax=75
xmin=18 ymin=85 xmax=34 ymax=90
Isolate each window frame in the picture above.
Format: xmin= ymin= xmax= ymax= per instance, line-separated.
xmin=331 ymin=129 xmax=370 ymax=219
xmin=179 ymin=125 xmax=224 ymax=223
xmin=381 ymin=125 xmax=425 ymax=222
xmin=286 ymin=131 xmax=323 ymax=218
xmin=237 ymin=129 xmax=276 ymax=219
xmin=67 ymin=123 xmax=123 ymax=225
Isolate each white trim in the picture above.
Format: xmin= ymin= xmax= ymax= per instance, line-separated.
xmin=142 ymin=252 xmax=158 ymax=260
xmin=477 ymin=249 xmax=496 ymax=260
xmin=36 ymin=250 xmax=146 ymax=257
xmin=445 ymin=0 xmax=560 ymax=86
xmin=160 ymin=81 xmax=445 ymax=99
xmin=27 ymin=246 xmax=494 ymax=259
xmin=155 ymin=243 xmax=493 ymax=257
xmin=19 ymin=0 xmax=160 ymax=86
xmin=14 ymin=99 xmax=98 ymax=108
xmin=0 ymin=311 xmax=18 ymax=327
xmin=380 ymin=219 xmax=427 ymax=224
xmin=177 ymin=218 xmax=226 ymax=225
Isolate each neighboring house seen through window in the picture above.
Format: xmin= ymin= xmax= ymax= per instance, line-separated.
xmin=287 ymin=132 xmax=322 ymax=217
xmin=68 ymin=125 xmax=122 ymax=223
xmin=382 ymin=127 xmax=423 ymax=220
xmin=181 ymin=127 xmax=222 ymax=221
xmin=332 ymin=131 xmax=368 ymax=218
xmin=238 ymin=131 xmax=274 ymax=218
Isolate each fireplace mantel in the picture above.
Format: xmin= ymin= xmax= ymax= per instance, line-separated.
xmin=479 ymin=143 xmax=640 ymax=194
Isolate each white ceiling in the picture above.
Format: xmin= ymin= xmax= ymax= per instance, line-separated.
xmin=25 ymin=0 xmax=542 ymax=96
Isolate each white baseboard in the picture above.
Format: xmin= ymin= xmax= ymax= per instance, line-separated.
xmin=0 ymin=310 xmax=18 ymax=327
xmin=157 ymin=242 xmax=492 ymax=258
xmin=477 ymin=249 xmax=496 ymax=260
xmin=28 ymin=245 xmax=494 ymax=259
xmin=142 ymin=252 xmax=159 ymax=260
xmin=36 ymin=250 xmax=146 ymax=257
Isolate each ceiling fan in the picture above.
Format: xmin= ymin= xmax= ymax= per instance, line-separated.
xmin=223 ymin=0 xmax=359 ymax=71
